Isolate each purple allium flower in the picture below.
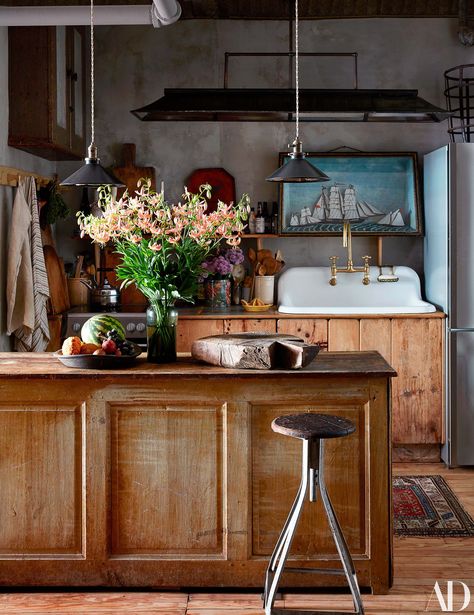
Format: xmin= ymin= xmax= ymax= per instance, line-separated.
xmin=214 ymin=255 xmax=233 ymax=276
xmin=225 ymin=247 xmax=244 ymax=265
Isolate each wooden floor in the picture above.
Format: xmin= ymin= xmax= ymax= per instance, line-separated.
xmin=0 ymin=463 xmax=472 ymax=614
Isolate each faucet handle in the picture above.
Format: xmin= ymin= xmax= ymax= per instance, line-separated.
xmin=329 ymin=256 xmax=338 ymax=286
xmin=362 ymin=255 xmax=371 ymax=285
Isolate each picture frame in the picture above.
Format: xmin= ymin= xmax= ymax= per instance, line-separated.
xmin=278 ymin=152 xmax=422 ymax=236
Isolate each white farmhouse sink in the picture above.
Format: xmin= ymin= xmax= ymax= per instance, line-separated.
xmin=278 ymin=266 xmax=436 ymax=315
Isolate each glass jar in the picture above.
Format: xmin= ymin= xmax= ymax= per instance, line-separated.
xmin=146 ymin=302 xmax=178 ymax=363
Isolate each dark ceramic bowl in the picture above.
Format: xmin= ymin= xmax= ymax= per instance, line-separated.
xmin=54 ymin=342 xmax=142 ymax=369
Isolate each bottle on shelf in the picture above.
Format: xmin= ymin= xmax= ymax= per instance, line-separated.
xmin=248 ymin=207 xmax=257 ymax=234
xmin=255 ymin=202 xmax=265 ymax=234
xmin=272 ymin=201 xmax=279 ymax=234
xmin=263 ymin=201 xmax=271 ymax=234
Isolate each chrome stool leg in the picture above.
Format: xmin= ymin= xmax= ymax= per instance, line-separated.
xmin=318 ymin=440 xmax=364 ymax=615
xmin=263 ymin=439 xmax=311 ymax=615
xmin=263 ymin=437 xmax=364 ymax=615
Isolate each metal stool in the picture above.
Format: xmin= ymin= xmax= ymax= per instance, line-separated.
xmin=263 ymin=413 xmax=364 ymax=615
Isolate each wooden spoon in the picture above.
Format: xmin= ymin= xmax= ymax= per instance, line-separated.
xmin=262 ymin=257 xmax=278 ymax=275
xmin=257 ymin=249 xmax=273 ymax=262
xmin=248 ymin=248 xmax=257 ymax=267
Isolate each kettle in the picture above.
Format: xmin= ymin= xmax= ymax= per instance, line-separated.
xmin=80 ymin=276 xmax=121 ymax=310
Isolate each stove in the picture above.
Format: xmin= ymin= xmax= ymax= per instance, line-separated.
xmin=65 ymin=305 xmax=148 ymax=343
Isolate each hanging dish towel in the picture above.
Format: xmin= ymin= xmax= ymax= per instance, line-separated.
xmin=7 ymin=177 xmax=50 ymax=351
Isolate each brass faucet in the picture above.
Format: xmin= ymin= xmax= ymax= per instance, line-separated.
xmin=329 ymin=222 xmax=371 ymax=286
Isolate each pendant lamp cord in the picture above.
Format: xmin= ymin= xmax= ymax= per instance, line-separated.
xmin=295 ymin=0 xmax=299 ymax=141
xmin=90 ymin=0 xmax=95 ymax=148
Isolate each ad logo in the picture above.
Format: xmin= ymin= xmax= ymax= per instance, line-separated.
xmin=427 ymin=581 xmax=471 ymax=612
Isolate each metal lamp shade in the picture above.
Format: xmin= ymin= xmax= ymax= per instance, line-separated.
xmin=267 ymin=155 xmax=330 ymax=183
xmin=60 ymin=158 xmax=125 ymax=187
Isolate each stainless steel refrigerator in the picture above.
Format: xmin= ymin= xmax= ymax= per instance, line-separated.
xmin=424 ymin=143 xmax=474 ymax=466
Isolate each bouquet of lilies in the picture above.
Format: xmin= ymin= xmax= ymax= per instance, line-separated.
xmin=77 ymin=179 xmax=249 ymax=308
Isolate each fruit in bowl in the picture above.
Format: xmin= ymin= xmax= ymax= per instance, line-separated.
xmin=81 ymin=314 xmax=125 ymax=345
xmin=61 ymin=315 xmax=138 ymax=358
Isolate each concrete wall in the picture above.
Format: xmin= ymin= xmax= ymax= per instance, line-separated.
xmin=0 ymin=27 xmax=55 ymax=350
xmin=93 ymin=17 xmax=469 ymax=277
xmin=0 ymin=17 xmax=471 ymax=344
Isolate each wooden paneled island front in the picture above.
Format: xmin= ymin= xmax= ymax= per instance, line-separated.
xmin=0 ymin=351 xmax=395 ymax=592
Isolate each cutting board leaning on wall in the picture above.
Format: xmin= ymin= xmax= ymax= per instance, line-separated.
xmin=106 ymin=144 xmax=156 ymax=306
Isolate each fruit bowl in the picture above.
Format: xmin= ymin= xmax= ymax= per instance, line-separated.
xmin=54 ymin=342 xmax=142 ymax=369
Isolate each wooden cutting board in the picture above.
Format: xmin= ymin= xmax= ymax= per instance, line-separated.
xmin=43 ymin=244 xmax=70 ymax=315
xmin=111 ymin=143 xmax=156 ymax=194
xmin=191 ymin=333 xmax=320 ymax=370
xmin=107 ymin=144 xmax=156 ymax=306
xmin=186 ymin=168 xmax=235 ymax=213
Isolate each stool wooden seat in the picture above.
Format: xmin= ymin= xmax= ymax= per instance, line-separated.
xmin=272 ymin=414 xmax=356 ymax=440
xmin=263 ymin=412 xmax=364 ymax=615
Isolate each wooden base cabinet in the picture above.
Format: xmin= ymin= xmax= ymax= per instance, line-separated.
xmin=0 ymin=353 xmax=393 ymax=592
xmin=180 ymin=315 xmax=443 ymax=450
xmin=280 ymin=317 xmax=443 ymax=460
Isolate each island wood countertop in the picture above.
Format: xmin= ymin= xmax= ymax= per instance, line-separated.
xmin=0 ymin=350 xmax=396 ymax=379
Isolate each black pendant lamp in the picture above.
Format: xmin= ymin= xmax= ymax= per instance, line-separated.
xmin=266 ymin=0 xmax=329 ymax=183
xmin=61 ymin=0 xmax=124 ymax=187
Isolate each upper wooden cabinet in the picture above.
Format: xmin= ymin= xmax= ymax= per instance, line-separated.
xmin=9 ymin=26 xmax=87 ymax=160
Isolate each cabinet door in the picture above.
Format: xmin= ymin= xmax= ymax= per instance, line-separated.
xmin=51 ymin=26 xmax=70 ymax=151
xmin=177 ymin=319 xmax=224 ymax=353
xmin=391 ymin=319 xmax=443 ymax=444
xmin=224 ymin=319 xmax=276 ymax=334
xmin=68 ymin=26 xmax=86 ymax=157
xmin=277 ymin=319 xmax=328 ymax=349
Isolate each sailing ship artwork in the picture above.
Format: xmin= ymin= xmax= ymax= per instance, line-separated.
xmin=280 ymin=153 xmax=421 ymax=236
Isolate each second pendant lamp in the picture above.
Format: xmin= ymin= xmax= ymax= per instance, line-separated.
xmin=61 ymin=0 xmax=124 ymax=187
xmin=266 ymin=0 xmax=329 ymax=183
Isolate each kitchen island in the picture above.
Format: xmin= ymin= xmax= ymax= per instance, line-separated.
xmin=0 ymin=351 xmax=395 ymax=592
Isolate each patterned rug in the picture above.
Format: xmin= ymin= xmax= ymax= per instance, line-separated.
xmin=393 ymin=475 xmax=474 ymax=537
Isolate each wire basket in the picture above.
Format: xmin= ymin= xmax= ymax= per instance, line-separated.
xmin=444 ymin=64 xmax=474 ymax=142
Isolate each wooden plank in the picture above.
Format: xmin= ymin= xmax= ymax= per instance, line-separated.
xmin=393 ymin=444 xmax=441 ymax=463
xmin=0 ymin=351 xmax=396 ymax=378
xmin=360 ymin=318 xmax=391 ymax=362
xmin=178 ymin=310 xmax=445 ymax=320
xmin=276 ymin=318 xmax=328 ymax=350
xmin=176 ymin=319 xmax=224 ymax=353
xmin=328 ymin=319 xmax=360 ymax=351
xmin=0 ymin=165 xmax=51 ymax=188
xmin=223 ymin=318 xmax=276 ymax=334
xmin=391 ymin=319 xmax=443 ymax=444
xmin=0 ymin=592 xmax=187 ymax=612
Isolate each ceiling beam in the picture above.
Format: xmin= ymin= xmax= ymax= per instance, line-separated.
xmin=1 ymin=0 xmax=473 ymax=19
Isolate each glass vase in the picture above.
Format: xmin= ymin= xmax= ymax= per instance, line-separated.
xmin=146 ymin=302 xmax=178 ymax=363
xmin=204 ymin=278 xmax=231 ymax=308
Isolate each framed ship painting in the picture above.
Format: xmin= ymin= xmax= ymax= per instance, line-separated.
xmin=278 ymin=152 xmax=422 ymax=236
